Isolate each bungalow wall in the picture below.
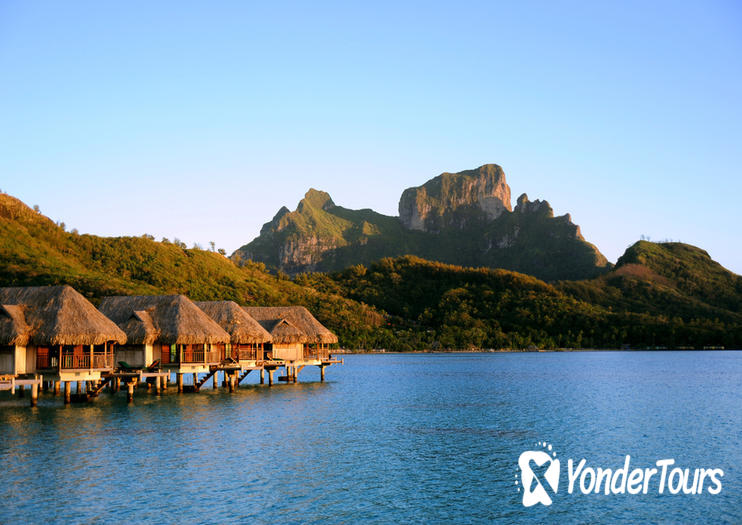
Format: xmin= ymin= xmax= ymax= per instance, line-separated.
xmin=271 ymin=343 xmax=303 ymax=362
xmin=0 ymin=345 xmax=14 ymax=374
xmin=115 ymin=344 xmax=157 ymax=368
xmin=0 ymin=345 xmax=34 ymax=375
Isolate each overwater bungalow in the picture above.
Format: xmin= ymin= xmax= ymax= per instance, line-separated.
xmin=243 ymin=306 xmax=340 ymax=382
xmin=194 ymin=301 xmax=274 ymax=388
xmin=194 ymin=301 xmax=272 ymax=364
xmin=0 ymin=285 xmax=126 ymax=404
xmin=99 ymin=295 xmax=230 ymax=391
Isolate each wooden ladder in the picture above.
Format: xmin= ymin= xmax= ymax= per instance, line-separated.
xmin=237 ymin=369 xmax=252 ymax=385
xmin=87 ymin=375 xmax=114 ymax=399
xmin=194 ymin=368 xmax=218 ymax=392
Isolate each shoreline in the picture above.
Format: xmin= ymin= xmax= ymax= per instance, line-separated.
xmin=334 ymin=347 xmax=740 ymax=354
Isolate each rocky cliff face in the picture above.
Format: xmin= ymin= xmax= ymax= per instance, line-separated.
xmin=233 ymin=164 xmax=611 ymax=281
xmin=399 ymin=164 xmax=512 ymax=232
xmin=237 ymin=188 xmax=404 ymax=274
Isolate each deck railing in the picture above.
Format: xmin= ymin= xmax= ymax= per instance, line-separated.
xmin=37 ymin=350 xmax=112 ymax=370
xmin=303 ymin=346 xmax=330 ymax=360
xmin=235 ymin=347 xmax=262 ymax=361
xmin=92 ymin=353 xmax=113 ymax=369
xmin=181 ymin=348 xmax=221 ymax=364
xmin=60 ymin=352 xmax=113 ymax=370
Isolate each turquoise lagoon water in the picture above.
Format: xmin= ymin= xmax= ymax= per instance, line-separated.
xmin=0 ymin=351 xmax=740 ymax=523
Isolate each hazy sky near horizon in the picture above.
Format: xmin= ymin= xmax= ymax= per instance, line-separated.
xmin=1 ymin=1 xmax=741 ymax=273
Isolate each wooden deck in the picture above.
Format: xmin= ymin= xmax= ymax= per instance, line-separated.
xmin=0 ymin=374 xmax=43 ymax=406
xmin=0 ymin=375 xmax=43 ymax=392
xmin=1 ymin=356 xmax=343 ymax=406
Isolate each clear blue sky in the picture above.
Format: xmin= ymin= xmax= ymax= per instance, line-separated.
xmin=1 ymin=1 xmax=740 ymax=273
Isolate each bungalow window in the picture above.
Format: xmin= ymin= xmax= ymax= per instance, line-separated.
xmin=161 ymin=344 xmax=177 ymax=364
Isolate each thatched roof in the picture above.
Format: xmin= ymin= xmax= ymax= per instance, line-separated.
xmin=269 ymin=318 xmax=307 ymax=344
xmin=0 ymin=304 xmax=31 ymax=346
xmin=0 ymin=286 xmax=127 ymax=346
xmin=243 ymin=306 xmax=338 ymax=344
xmin=99 ymin=295 xmax=230 ymax=345
xmin=194 ymin=301 xmax=272 ymax=344
xmin=114 ymin=310 xmax=158 ymax=346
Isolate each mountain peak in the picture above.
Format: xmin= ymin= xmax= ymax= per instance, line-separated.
xmin=515 ymin=193 xmax=553 ymax=217
xmin=299 ymin=189 xmax=335 ymax=211
xmin=399 ymin=164 xmax=512 ymax=232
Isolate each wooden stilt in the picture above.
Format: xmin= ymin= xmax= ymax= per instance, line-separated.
xmin=155 ymin=375 xmax=161 ymax=394
xmin=268 ymin=369 xmax=274 ymax=386
xmin=127 ymin=382 xmax=135 ymax=403
xmin=213 ymin=371 xmax=219 ymax=389
xmin=177 ymin=373 xmax=183 ymax=393
xmin=320 ymin=366 xmax=325 ymax=381
xmin=77 ymin=381 xmax=83 ymax=394
xmin=161 ymin=375 xmax=167 ymax=391
xmin=30 ymin=381 xmax=38 ymax=407
xmin=54 ymin=380 xmax=61 ymax=395
xmin=228 ymin=373 xmax=235 ymax=393
xmin=64 ymin=382 xmax=71 ymax=404
xmin=260 ymin=368 xmax=265 ymax=384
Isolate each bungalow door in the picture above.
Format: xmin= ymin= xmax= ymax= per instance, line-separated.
xmin=161 ymin=344 xmax=176 ymax=364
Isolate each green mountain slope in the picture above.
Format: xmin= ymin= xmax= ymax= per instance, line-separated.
xmin=234 ymin=165 xmax=611 ymax=281
xmin=559 ymin=241 xmax=742 ymax=321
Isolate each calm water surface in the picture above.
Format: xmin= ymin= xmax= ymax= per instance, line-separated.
xmin=0 ymin=351 xmax=740 ymax=523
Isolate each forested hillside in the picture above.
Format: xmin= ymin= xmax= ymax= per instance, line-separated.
xmin=2 ymin=193 xmax=740 ymax=350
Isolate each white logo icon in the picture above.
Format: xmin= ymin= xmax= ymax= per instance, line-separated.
xmin=517 ymin=442 xmax=560 ymax=507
